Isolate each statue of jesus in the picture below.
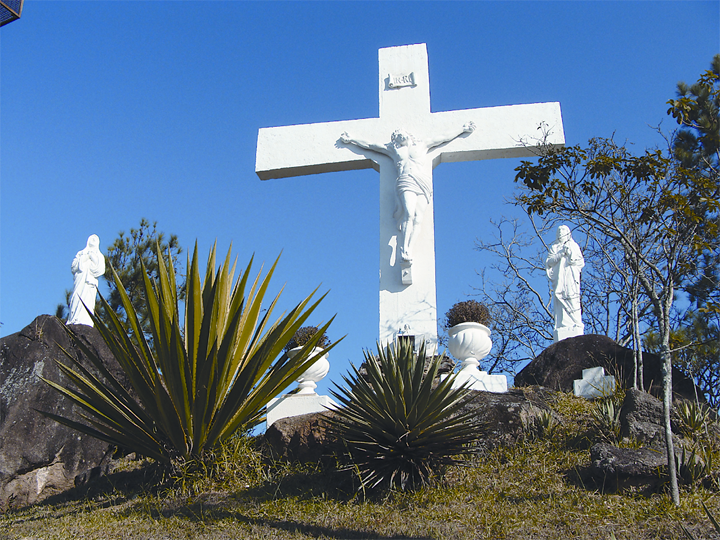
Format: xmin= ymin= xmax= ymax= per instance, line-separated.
xmin=340 ymin=122 xmax=475 ymax=264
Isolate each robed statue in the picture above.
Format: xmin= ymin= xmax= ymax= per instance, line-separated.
xmin=545 ymin=225 xmax=584 ymax=341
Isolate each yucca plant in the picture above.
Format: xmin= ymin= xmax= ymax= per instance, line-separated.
xmin=328 ymin=339 xmax=481 ymax=492
xmin=42 ymin=242 xmax=337 ymax=464
xmin=677 ymin=400 xmax=713 ymax=439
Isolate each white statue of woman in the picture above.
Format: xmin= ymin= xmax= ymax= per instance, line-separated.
xmin=545 ymin=225 xmax=584 ymax=341
xmin=67 ymin=234 xmax=106 ymax=326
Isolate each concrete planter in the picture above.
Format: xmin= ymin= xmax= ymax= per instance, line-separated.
xmin=287 ymin=346 xmax=330 ymax=395
xmin=448 ymin=322 xmax=492 ymax=372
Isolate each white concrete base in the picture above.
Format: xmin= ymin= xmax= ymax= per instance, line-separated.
xmin=444 ymin=369 xmax=508 ymax=393
xmin=554 ymin=325 xmax=584 ymax=342
xmin=573 ymin=366 xmax=616 ymax=399
xmin=266 ymin=394 xmax=338 ymax=429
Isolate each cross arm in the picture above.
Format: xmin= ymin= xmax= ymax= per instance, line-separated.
xmin=426 ymin=102 xmax=565 ymax=167
xmin=256 ymin=118 xmax=383 ymax=180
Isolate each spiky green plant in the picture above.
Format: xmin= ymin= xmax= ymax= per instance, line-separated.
xmin=677 ymin=400 xmax=713 ymax=439
xmin=329 ymin=339 xmax=481 ymax=492
xmin=681 ymin=502 xmax=720 ymax=539
xmin=42 ymin=242 xmax=336 ymax=463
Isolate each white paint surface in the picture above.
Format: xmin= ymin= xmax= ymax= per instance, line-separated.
xmin=256 ymin=44 xmax=564 ymax=349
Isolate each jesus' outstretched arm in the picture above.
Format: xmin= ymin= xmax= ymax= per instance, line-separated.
xmin=339 ymin=132 xmax=392 ymax=156
xmin=423 ymin=121 xmax=476 ymax=150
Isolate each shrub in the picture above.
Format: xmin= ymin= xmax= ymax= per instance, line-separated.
xmin=284 ymin=326 xmax=331 ymax=352
xmin=677 ymin=400 xmax=714 ymax=439
xmin=445 ymin=300 xmax=491 ymax=328
xmin=591 ymin=391 xmax=624 ymax=444
xmin=43 ymin=242 xmax=336 ymax=464
xmin=328 ymin=339 xmax=481 ymax=493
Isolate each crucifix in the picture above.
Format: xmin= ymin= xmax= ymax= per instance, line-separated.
xmin=256 ymin=43 xmax=564 ymax=351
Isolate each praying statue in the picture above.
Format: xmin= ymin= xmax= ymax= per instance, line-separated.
xmin=67 ymin=234 xmax=106 ymax=326
xmin=340 ymin=122 xmax=475 ymax=265
xmin=545 ymin=225 xmax=584 ymax=342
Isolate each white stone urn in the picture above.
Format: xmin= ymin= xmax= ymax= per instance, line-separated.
xmin=286 ymin=346 xmax=330 ymax=395
xmin=447 ymin=322 xmax=492 ymax=373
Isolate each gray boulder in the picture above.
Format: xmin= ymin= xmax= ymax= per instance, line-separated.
xmin=514 ymin=334 xmax=700 ymax=401
xmin=262 ymin=411 xmax=339 ymax=463
xmin=261 ymin=388 xmax=559 ymax=462
xmin=620 ymin=388 xmax=674 ymax=447
xmin=586 ymin=443 xmax=668 ymax=493
xmin=462 ymin=387 xmax=557 ymax=449
xmin=0 ymin=315 xmax=124 ymax=507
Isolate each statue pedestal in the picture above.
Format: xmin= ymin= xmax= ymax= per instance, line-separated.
xmin=266 ymin=394 xmax=338 ymax=429
xmin=554 ymin=325 xmax=584 ymax=342
xmin=454 ymin=369 xmax=508 ymax=393
xmin=442 ymin=369 xmax=508 ymax=393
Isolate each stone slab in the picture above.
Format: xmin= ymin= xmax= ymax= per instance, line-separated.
xmin=266 ymin=394 xmax=338 ymax=429
xmin=447 ymin=370 xmax=508 ymax=393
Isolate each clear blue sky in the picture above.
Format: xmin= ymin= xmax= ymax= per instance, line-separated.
xmin=1 ymin=1 xmax=718 ymax=394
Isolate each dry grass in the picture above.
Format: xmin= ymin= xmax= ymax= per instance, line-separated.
xmin=2 ymin=395 xmax=719 ymax=540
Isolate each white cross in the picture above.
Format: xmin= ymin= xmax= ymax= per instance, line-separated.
xmin=256 ymin=43 xmax=564 ymax=350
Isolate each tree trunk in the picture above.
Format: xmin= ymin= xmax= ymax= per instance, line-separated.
xmin=661 ymin=333 xmax=680 ymax=505
xmin=631 ymin=294 xmax=640 ymax=390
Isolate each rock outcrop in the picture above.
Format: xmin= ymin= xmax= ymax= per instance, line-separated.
xmin=262 ymin=411 xmax=339 ymax=463
xmin=514 ymin=334 xmax=700 ymax=401
xmin=585 ymin=443 xmax=669 ymax=493
xmin=0 ymin=315 xmax=125 ymax=507
xmin=261 ymin=387 xmax=559 ymax=462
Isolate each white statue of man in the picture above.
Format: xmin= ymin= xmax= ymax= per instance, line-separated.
xmin=340 ymin=122 xmax=475 ymax=264
xmin=546 ymin=225 xmax=584 ymax=341
xmin=67 ymin=234 xmax=106 ymax=326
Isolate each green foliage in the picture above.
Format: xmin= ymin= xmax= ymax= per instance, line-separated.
xmin=522 ymin=409 xmax=560 ymax=442
xmin=677 ymin=400 xmax=715 ymax=440
xmin=682 ymin=503 xmax=720 ymax=540
xmin=645 ymin=315 xmax=720 ymax=408
xmin=445 ymin=299 xmax=491 ymax=328
xmin=667 ymin=57 xmax=720 ymax=396
xmin=284 ymin=325 xmax=331 ymax=352
xmin=667 ymin=54 xmax=720 ymax=173
xmin=592 ymin=392 xmax=623 ymax=445
xmin=101 ymin=218 xmax=186 ymax=341
xmin=329 ymin=339 xmax=481 ymax=492
xmin=165 ymin=432 xmax=265 ymax=497
xmin=676 ymin=445 xmax=714 ymax=487
xmin=42 ymin=242 xmax=336 ymax=463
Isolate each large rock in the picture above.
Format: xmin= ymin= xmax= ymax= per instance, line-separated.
xmin=462 ymin=387 xmax=557 ymax=448
xmin=0 ymin=315 xmax=126 ymax=507
xmin=514 ymin=334 xmax=700 ymax=401
xmin=619 ymin=389 xmax=693 ymax=449
xmin=261 ymin=388 xmax=559 ymax=462
xmin=262 ymin=411 xmax=338 ymax=463
xmin=585 ymin=443 xmax=668 ymax=493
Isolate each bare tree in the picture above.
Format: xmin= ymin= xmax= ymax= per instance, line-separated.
xmin=472 ymin=211 xmax=654 ymax=381
xmin=515 ymin=134 xmax=719 ymax=505
xmin=472 ymin=216 xmax=553 ymax=376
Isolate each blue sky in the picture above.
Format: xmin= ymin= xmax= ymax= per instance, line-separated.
xmin=1 ymin=1 xmax=718 ymax=394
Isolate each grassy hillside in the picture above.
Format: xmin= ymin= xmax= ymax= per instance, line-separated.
xmin=2 ymin=393 xmax=718 ymax=540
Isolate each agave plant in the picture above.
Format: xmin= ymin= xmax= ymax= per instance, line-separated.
xmin=42 ymin=242 xmax=336 ymax=463
xmin=329 ymin=339 xmax=481 ymax=492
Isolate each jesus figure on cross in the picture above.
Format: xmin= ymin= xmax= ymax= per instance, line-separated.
xmin=340 ymin=121 xmax=475 ymax=264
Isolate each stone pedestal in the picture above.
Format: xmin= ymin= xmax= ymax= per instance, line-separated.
xmin=554 ymin=325 xmax=584 ymax=342
xmin=446 ymin=322 xmax=507 ymax=393
xmin=266 ymin=394 xmax=338 ymax=429
xmin=573 ymin=366 xmax=616 ymax=399
xmin=450 ymin=369 xmax=508 ymax=393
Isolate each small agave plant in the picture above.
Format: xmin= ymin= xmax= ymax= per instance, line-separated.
xmin=42 ymin=242 xmax=335 ymax=464
xmin=329 ymin=339 xmax=481 ymax=492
